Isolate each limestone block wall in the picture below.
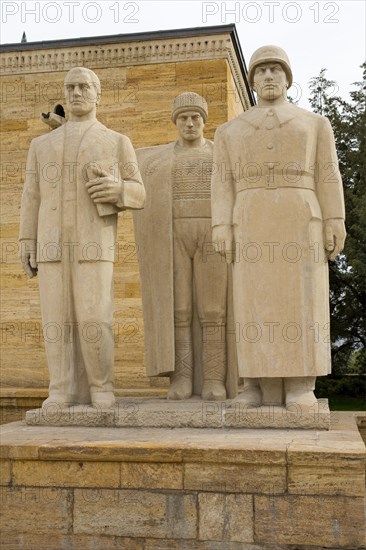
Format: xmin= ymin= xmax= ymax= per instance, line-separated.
xmin=1 ymin=412 xmax=365 ymax=548
xmin=0 ymin=30 xmax=251 ymax=408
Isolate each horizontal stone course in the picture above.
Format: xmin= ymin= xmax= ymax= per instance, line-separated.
xmin=24 ymin=397 xmax=332 ymax=429
xmin=73 ymin=488 xmax=197 ymax=539
xmin=12 ymin=459 xmax=120 ymax=488
xmin=0 ymin=486 xmax=73 ymax=534
xmin=184 ymin=462 xmax=286 ymax=494
xmin=287 ymin=464 xmax=365 ymax=497
xmin=254 ymin=494 xmax=366 ymax=548
xmin=0 ymin=413 xmax=365 ymax=548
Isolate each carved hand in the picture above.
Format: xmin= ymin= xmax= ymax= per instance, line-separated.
xmin=20 ymin=239 xmax=38 ymax=278
xmin=324 ymin=219 xmax=346 ymax=261
xmin=86 ymin=169 xmax=123 ymax=205
xmin=212 ymin=224 xmax=234 ymax=264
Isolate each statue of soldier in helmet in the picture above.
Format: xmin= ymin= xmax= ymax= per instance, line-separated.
xmin=211 ymin=46 xmax=346 ymax=409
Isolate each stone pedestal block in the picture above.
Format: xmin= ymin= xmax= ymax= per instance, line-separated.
xmin=1 ymin=412 xmax=365 ymax=549
xmin=25 ymin=397 xmax=331 ymax=429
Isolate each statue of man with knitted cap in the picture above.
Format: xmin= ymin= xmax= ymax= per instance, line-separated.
xmin=211 ymin=46 xmax=346 ymax=409
xmin=134 ymin=92 xmax=237 ymax=400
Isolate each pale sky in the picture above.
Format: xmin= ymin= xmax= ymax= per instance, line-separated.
xmin=1 ymin=0 xmax=365 ymax=108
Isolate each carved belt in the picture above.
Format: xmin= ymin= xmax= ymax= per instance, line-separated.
xmin=236 ymin=174 xmax=315 ymax=191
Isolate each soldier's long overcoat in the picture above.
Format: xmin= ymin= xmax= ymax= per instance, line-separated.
xmin=211 ymin=103 xmax=345 ymax=378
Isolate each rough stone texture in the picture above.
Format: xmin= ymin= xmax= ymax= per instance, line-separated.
xmin=255 ymin=494 xmax=365 ymax=548
xmin=12 ymin=459 xmax=120 ymax=488
xmin=185 ymin=462 xmax=286 ymax=494
xmin=0 ymin=533 xmax=144 ymax=550
xmin=120 ymin=462 xmax=183 ymax=490
xmin=0 ymin=460 xmax=11 ymax=485
xmin=198 ymin=493 xmax=254 ymax=542
xmin=0 ymin=486 xmax=73 ymax=534
xmin=287 ymin=463 xmax=365 ymax=497
xmin=74 ymin=489 xmax=197 ymax=539
xmin=4 ymin=534 xmax=347 ymax=550
xmin=25 ymin=397 xmax=331 ymax=429
xmin=0 ymin=413 xmax=365 ymax=548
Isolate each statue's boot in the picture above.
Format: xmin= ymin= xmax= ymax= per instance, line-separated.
xmin=201 ymin=339 xmax=226 ymax=401
xmin=167 ymin=327 xmax=193 ymax=400
xmin=236 ymin=378 xmax=262 ymax=406
xmin=284 ymin=377 xmax=317 ymax=409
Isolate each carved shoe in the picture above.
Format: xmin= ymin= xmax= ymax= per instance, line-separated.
xmin=91 ymin=391 xmax=116 ymax=408
xmin=42 ymin=394 xmax=72 ymax=409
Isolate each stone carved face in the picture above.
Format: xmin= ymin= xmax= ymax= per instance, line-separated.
xmin=64 ymin=69 xmax=100 ymax=118
xmin=175 ymin=110 xmax=205 ymax=144
xmin=253 ymin=62 xmax=288 ymax=102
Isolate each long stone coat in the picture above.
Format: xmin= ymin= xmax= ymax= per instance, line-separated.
xmin=211 ymin=103 xmax=345 ymax=378
xmin=134 ymin=142 xmax=238 ymax=397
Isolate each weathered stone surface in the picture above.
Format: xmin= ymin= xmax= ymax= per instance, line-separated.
xmin=0 ymin=532 xmax=143 ymax=550
xmin=198 ymin=493 xmax=253 ymax=542
xmin=74 ymin=489 xmax=197 ymax=539
xmin=0 ymin=460 xmax=11 ymax=485
xmin=0 ymin=486 xmax=72 ymax=534
xmin=0 ymin=413 xmax=365 ymax=548
xmin=255 ymin=494 xmax=366 ymax=547
xmin=120 ymin=462 xmax=183 ymax=490
xmin=288 ymin=464 xmax=365 ymax=497
xmin=25 ymin=397 xmax=331 ymax=429
xmin=12 ymin=459 xmax=120 ymax=488
xmin=185 ymin=463 xmax=285 ymax=494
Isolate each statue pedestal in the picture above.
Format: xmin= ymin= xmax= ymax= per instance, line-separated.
xmin=25 ymin=397 xmax=331 ymax=430
xmin=1 ymin=412 xmax=365 ymax=548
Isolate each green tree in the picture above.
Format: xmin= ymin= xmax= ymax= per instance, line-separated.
xmin=309 ymin=65 xmax=366 ymax=373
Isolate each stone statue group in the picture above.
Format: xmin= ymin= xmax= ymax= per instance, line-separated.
xmin=19 ymin=46 xmax=346 ymax=411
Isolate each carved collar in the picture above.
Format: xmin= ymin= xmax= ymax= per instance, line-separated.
xmin=242 ymin=103 xmax=299 ymax=128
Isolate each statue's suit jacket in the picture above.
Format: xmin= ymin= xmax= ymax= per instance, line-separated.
xmin=20 ymin=120 xmax=145 ymax=262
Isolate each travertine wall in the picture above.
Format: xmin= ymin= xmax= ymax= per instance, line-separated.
xmin=1 ymin=412 xmax=365 ymax=548
xmin=0 ymin=44 xmax=246 ymax=398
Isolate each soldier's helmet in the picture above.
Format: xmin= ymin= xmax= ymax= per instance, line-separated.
xmin=248 ymin=45 xmax=293 ymax=89
xmin=171 ymin=92 xmax=208 ymax=123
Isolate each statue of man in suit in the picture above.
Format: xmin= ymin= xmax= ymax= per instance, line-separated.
xmin=19 ymin=67 xmax=145 ymax=409
xmin=212 ymin=46 xmax=346 ymax=408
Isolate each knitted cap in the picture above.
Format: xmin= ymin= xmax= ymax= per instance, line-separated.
xmin=171 ymin=92 xmax=208 ymax=123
